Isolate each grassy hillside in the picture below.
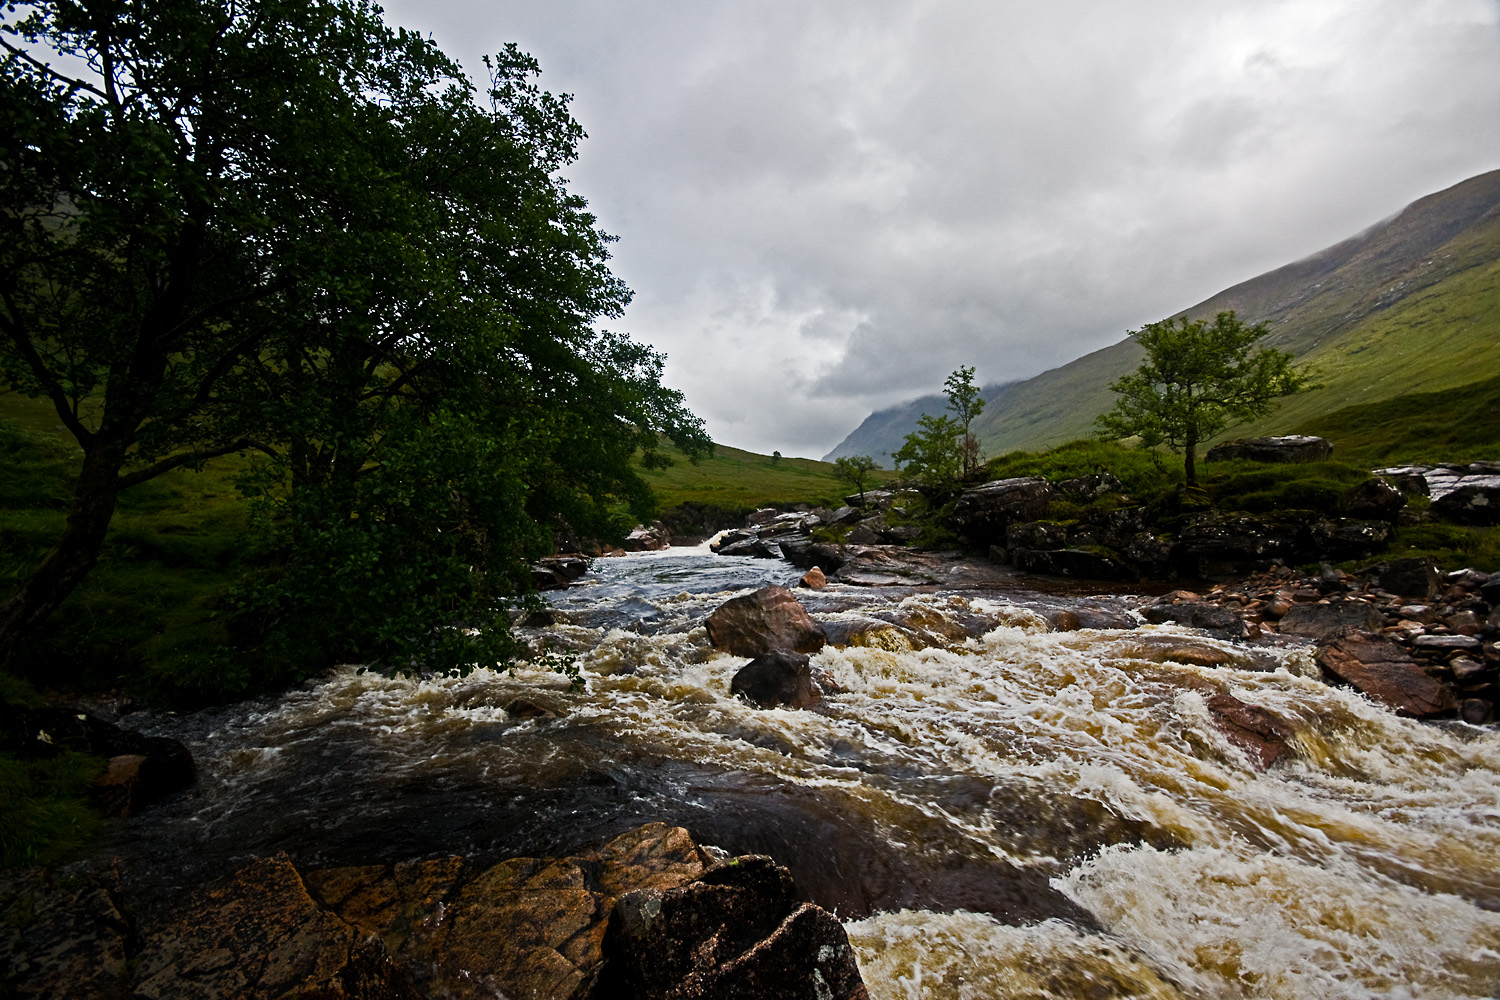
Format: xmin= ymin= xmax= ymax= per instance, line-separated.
xmin=1290 ymin=371 xmax=1500 ymax=466
xmin=836 ymin=169 xmax=1500 ymax=461
xmin=640 ymin=442 xmax=882 ymax=510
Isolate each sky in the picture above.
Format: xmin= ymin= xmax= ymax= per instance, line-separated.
xmin=382 ymin=0 xmax=1500 ymax=459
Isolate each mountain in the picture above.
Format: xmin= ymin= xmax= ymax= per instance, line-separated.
xmin=823 ymin=382 xmax=1014 ymax=464
xmin=828 ymin=168 xmax=1500 ymax=461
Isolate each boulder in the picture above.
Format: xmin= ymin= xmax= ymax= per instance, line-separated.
xmin=953 ymin=477 xmax=1055 ymax=546
xmin=1141 ymin=600 xmax=1249 ymax=639
xmin=1204 ymin=435 xmax=1332 ymax=463
xmin=623 ymin=524 xmax=671 ymax=551
xmin=1432 ymin=480 xmax=1500 ymax=525
xmin=1375 ymin=557 xmax=1441 ymax=600
xmin=1172 ymin=512 xmax=1300 ymax=572
xmin=731 ymin=651 xmax=821 ymax=710
xmin=798 ymin=566 xmax=827 ymax=590
xmin=1205 ymin=692 xmax=1295 ymax=770
xmin=1339 ymin=477 xmax=1406 ymax=521
xmin=1055 ymin=472 xmax=1124 ymax=501
xmin=597 ymin=856 xmax=868 ymax=1000
xmin=1275 ymin=602 xmax=1384 ymax=642
xmin=844 ymin=489 xmax=892 ymax=509
xmin=0 ymin=867 xmax=135 ymax=1000
xmin=705 ymin=587 xmax=827 ymax=657
xmin=1316 ymin=632 xmax=1459 ymax=717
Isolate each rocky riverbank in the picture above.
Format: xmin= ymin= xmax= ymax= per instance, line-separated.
xmin=1 ymin=824 xmax=867 ymax=1000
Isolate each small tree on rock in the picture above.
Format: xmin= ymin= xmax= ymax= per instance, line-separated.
xmin=1094 ymin=311 xmax=1315 ymax=486
xmin=833 ymin=455 xmax=879 ymax=503
xmin=944 ymin=366 xmax=986 ymax=479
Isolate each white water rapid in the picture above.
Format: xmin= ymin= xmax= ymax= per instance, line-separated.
xmin=111 ymin=547 xmax=1500 ymax=999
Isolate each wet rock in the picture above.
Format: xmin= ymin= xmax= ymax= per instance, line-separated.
xmin=731 ymin=651 xmax=822 ymax=710
xmin=952 ymin=477 xmax=1055 ymax=547
xmin=1375 ymin=558 xmax=1442 ymax=600
xmin=798 ymin=566 xmax=827 ymax=590
xmin=133 ymin=855 xmax=364 ymax=999
xmin=533 ymin=556 xmax=591 ymax=590
xmin=1432 ymin=480 xmax=1500 ymax=525
xmin=624 ymin=524 xmax=671 ymax=551
xmin=1338 ymin=477 xmax=1407 ymax=521
xmin=1412 ymin=633 xmax=1483 ymax=654
xmin=1141 ymin=600 xmax=1249 ymax=639
xmin=0 ymin=866 xmax=133 ymax=1000
xmin=844 ymin=489 xmax=893 ymax=509
xmin=1316 ymin=632 xmax=1459 ymax=717
xmin=706 ymin=587 xmax=826 ymax=657
xmin=1056 ymin=472 xmax=1124 ymax=501
xmin=505 ymin=697 xmax=564 ymax=720
xmin=1204 ymin=435 xmax=1332 ymax=463
xmin=1276 ymin=602 xmax=1385 ymax=642
xmin=1206 ymin=692 xmax=1295 ymax=770
xmin=597 ymin=855 xmax=868 ymax=1000
xmin=1461 ymin=699 xmax=1495 ymax=725
xmin=1046 ymin=608 xmax=1139 ymax=632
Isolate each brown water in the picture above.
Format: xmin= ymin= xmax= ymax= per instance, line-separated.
xmin=107 ymin=546 xmax=1500 ymax=999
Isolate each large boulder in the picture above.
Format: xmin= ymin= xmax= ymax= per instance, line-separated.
xmin=597 ymin=856 xmax=868 ymax=1000
xmin=1338 ymin=477 xmax=1407 ymax=521
xmin=953 ymin=477 xmax=1055 ymax=546
xmin=1316 ymin=631 xmax=1459 ymax=717
xmin=1275 ymin=602 xmax=1384 ymax=641
xmin=624 ymin=524 xmax=671 ymax=551
xmin=1432 ymin=480 xmax=1500 ymax=525
xmin=1142 ymin=599 xmax=1249 ymax=639
xmin=731 ymin=651 xmax=821 ymax=710
xmin=705 ymin=587 xmax=827 ymax=657
xmin=1375 ymin=557 xmax=1441 ymax=600
xmin=1204 ymin=435 xmax=1332 ymax=463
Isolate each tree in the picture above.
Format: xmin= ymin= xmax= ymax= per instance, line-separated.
xmin=0 ymin=0 xmax=707 ymax=675
xmin=832 ymin=455 xmax=879 ymax=503
xmin=1094 ymin=311 xmax=1315 ymax=486
xmin=944 ymin=366 xmax=986 ymax=478
xmin=892 ymin=413 xmax=962 ymax=485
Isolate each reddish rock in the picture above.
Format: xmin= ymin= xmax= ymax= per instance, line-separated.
xmin=705 ymin=586 xmax=826 ymax=657
xmin=1317 ymin=632 xmax=1460 ymax=717
xmin=799 ymin=566 xmax=827 ymax=590
xmin=1206 ymin=692 xmax=1295 ymax=770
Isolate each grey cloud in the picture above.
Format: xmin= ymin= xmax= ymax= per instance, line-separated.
xmin=382 ymin=0 xmax=1500 ymax=456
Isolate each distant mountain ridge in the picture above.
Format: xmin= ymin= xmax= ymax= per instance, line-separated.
xmin=822 ymin=382 xmax=1014 ymax=463
xmin=827 ymin=168 xmax=1500 ymax=462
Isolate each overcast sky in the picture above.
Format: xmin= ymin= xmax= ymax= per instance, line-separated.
xmin=383 ymin=0 xmax=1500 ymax=458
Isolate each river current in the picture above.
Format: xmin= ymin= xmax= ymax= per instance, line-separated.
xmin=104 ymin=544 xmax=1500 ymax=999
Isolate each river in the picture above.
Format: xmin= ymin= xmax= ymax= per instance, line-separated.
xmin=102 ymin=544 xmax=1500 ymax=999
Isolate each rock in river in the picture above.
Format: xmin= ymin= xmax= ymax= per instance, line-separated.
xmin=706 ymin=586 xmax=827 ymax=657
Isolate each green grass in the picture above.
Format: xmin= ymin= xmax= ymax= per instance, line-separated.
xmin=639 ymin=441 xmax=892 ymax=511
xmin=1288 ymin=370 xmax=1500 ymax=466
xmin=985 ymin=439 xmax=1180 ymax=494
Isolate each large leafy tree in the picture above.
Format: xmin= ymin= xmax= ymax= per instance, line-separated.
xmin=0 ymin=0 xmax=706 ymax=674
xmin=1094 ymin=311 xmax=1314 ymax=486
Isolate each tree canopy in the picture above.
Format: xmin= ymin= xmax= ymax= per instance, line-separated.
xmin=893 ymin=367 xmax=986 ymax=486
xmin=0 ymin=0 xmax=707 ymax=677
xmin=1094 ymin=311 xmax=1314 ymax=485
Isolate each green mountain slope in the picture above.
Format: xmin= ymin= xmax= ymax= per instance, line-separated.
xmin=834 ymin=168 xmax=1500 ymax=460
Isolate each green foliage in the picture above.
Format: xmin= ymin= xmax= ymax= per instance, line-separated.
xmin=986 ymin=439 xmax=1180 ymax=494
xmin=1291 ymin=371 xmax=1500 ymax=467
xmin=0 ymin=0 xmax=707 ymax=677
xmin=0 ymin=749 xmax=103 ymax=869
xmin=832 ymin=455 xmax=880 ymax=502
xmin=1197 ymin=461 xmax=1370 ymax=515
xmin=894 ymin=413 xmax=963 ymax=485
xmin=944 ymin=367 xmax=986 ymax=478
xmin=637 ymin=442 xmax=871 ymax=511
xmin=1095 ymin=311 xmax=1316 ymax=484
xmin=1384 ymin=522 xmax=1500 ymax=573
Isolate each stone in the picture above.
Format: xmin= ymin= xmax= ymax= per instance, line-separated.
xmin=1142 ymin=601 xmax=1249 ymax=639
xmin=1206 ymin=692 xmax=1295 ymax=770
xmin=1376 ymin=558 xmax=1442 ymax=600
xmin=624 ymin=524 xmax=671 ymax=551
xmin=1046 ymin=608 xmax=1138 ymax=632
xmin=0 ymin=867 xmax=134 ymax=1000
xmin=731 ymin=651 xmax=822 ymax=710
xmin=1276 ymin=602 xmax=1385 ymax=642
xmin=1316 ymin=632 xmax=1459 ymax=717
xmin=1204 ymin=435 xmax=1332 ymax=463
xmin=1460 ymin=699 xmax=1495 ymax=725
xmin=1432 ymin=481 xmax=1500 ymax=525
xmin=596 ymin=855 xmax=868 ymax=1000
xmin=844 ymin=489 xmax=892 ymax=509
xmin=798 ymin=566 xmax=827 ymax=590
xmin=1451 ymin=657 xmax=1488 ymax=682
xmin=952 ymin=477 xmax=1055 ymax=546
xmin=504 ymin=697 xmax=563 ymax=720
xmin=1412 ymin=634 xmax=1483 ymax=654
xmin=1338 ymin=477 xmax=1407 ymax=521
xmin=705 ymin=587 xmax=826 ymax=657
xmin=1055 ymin=472 xmax=1124 ymax=501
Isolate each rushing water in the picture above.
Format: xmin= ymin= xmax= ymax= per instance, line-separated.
xmin=105 ymin=544 xmax=1500 ymax=999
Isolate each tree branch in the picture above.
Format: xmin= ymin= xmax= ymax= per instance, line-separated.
xmin=116 ymin=437 xmax=271 ymax=489
xmin=0 ymin=37 xmax=108 ymax=99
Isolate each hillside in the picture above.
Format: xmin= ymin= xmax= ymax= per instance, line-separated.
xmin=831 ymin=168 xmax=1500 ymax=460
xmin=823 ymin=382 xmax=1013 ymax=463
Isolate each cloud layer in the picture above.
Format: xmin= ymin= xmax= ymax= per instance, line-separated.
xmin=383 ymin=0 xmax=1500 ymax=457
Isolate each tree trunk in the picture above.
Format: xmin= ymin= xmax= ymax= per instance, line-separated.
xmin=0 ymin=444 xmax=124 ymax=668
xmin=1184 ymin=429 xmax=1199 ymax=487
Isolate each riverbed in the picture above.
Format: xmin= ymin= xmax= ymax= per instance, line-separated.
xmin=103 ymin=545 xmax=1500 ymax=999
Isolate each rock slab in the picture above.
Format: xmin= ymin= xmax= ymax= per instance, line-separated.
xmin=1316 ymin=632 xmax=1459 ymax=718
